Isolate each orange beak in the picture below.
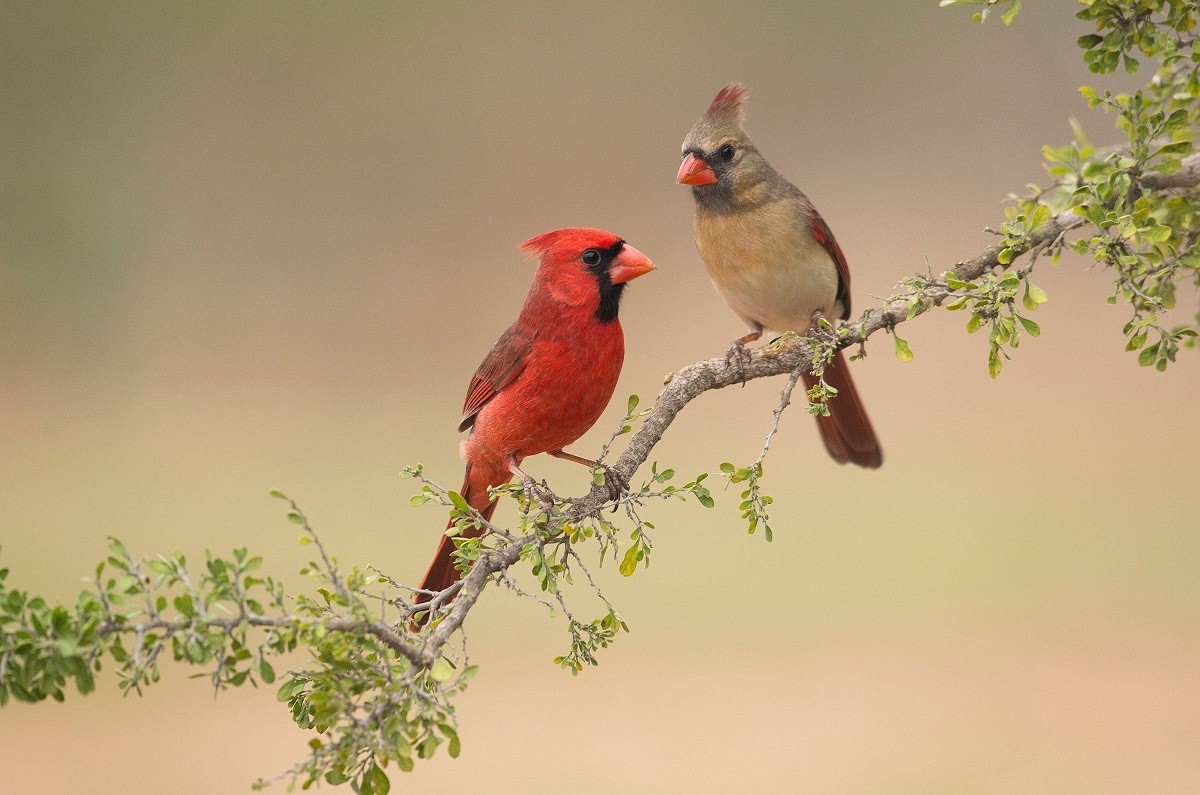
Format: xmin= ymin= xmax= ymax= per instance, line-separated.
xmin=677 ymin=152 xmax=717 ymax=186
xmin=609 ymin=244 xmax=655 ymax=284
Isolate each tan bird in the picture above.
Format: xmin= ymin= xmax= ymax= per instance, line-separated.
xmin=678 ymin=84 xmax=882 ymax=468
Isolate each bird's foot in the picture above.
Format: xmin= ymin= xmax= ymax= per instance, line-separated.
xmin=807 ymin=310 xmax=838 ymax=342
xmin=595 ymin=463 xmax=630 ymax=509
xmin=519 ymin=477 xmax=555 ymax=513
xmin=724 ymin=339 xmax=754 ymax=385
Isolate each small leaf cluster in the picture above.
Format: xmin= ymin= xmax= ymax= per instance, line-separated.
xmin=1077 ymin=0 xmax=1198 ymax=75
xmin=403 ymin=464 xmax=499 ymax=589
xmin=804 ymin=377 xmax=838 ymax=416
xmin=639 ymin=462 xmax=714 ymax=509
xmin=268 ymin=652 xmax=473 ymax=791
xmin=0 ymin=538 xmax=290 ymax=709
xmin=719 ymin=463 xmax=775 ymax=542
xmin=943 ymin=0 xmax=1200 ymax=370
xmin=404 ymin=429 xmax=714 ymax=685
xmin=799 ymin=321 xmax=843 ymax=411
xmin=553 ymin=610 xmax=628 ymax=675
xmin=1 ymin=495 xmax=486 ymax=793
xmin=594 ymin=394 xmax=652 ymax=463
xmin=618 ymin=524 xmax=653 ymax=577
xmin=0 ymin=550 xmax=101 ymax=705
xmin=1067 ymin=3 xmax=1200 ymax=365
xmin=944 ymin=267 xmax=1047 ymax=378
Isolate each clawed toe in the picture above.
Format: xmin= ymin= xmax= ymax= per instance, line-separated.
xmin=520 ymin=478 xmax=554 ymax=512
xmin=598 ymin=464 xmax=629 ymax=508
xmin=724 ymin=340 xmax=753 ymax=385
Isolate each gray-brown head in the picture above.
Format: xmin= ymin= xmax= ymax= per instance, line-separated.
xmin=678 ymin=83 xmax=780 ymax=210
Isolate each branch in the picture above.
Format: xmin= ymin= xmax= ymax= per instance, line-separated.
xmin=425 ymin=151 xmax=1200 ymax=650
xmin=4 ymin=147 xmax=1197 ymax=790
xmin=578 ymin=151 xmax=1200 ymax=510
xmin=1140 ymin=153 xmax=1200 ymax=191
xmin=96 ymin=614 xmax=422 ymax=667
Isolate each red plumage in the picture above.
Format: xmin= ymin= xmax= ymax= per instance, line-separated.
xmin=706 ymin=83 xmax=750 ymax=119
xmin=805 ymin=213 xmax=881 ymax=468
xmin=802 ymin=350 xmax=882 ymax=469
xmin=415 ymin=229 xmax=653 ymax=610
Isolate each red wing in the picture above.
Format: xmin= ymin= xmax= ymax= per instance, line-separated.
xmin=458 ymin=326 xmax=532 ymax=432
xmin=810 ymin=212 xmax=852 ymax=320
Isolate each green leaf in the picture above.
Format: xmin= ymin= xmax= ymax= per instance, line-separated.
xmin=367 ymin=763 xmax=390 ymax=795
xmin=439 ymin=723 xmax=462 ymax=758
xmin=75 ymin=666 xmax=95 ymax=696
xmin=619 ymin=545 xmax=639 ymax=577
xmin=893 ymin=333 xmax=914 ymax=362
xmin=1001 ymin=0 xmax=1020 ymax=25
xmin=429 ymin=658 xmax=454 ymax=683
xmin=1141 ymin=223 xmax=1172 ymax=243
xmin=447 ymin=491 xmax=470 ymax=514
xmin=1023 ymin=281 xmax=1048 ymax=310
xmin=173 ymin=594 xmax=195 ymax=618
xmin=988 ymin=348 xmax=1003 ymax=379
xmin=1126 ymin=330 xmax=1148 ymax=351
xmin=1137 ymin=345 xmax=1158 ymax=367
xmin=1017 ymin=315 xmax=1041 ymax=337
xmin=286 ymin=512 xmax=304 ymax=525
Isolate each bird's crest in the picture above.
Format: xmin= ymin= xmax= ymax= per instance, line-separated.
xmin=518 ymin=228 xmax=620 ymax=261
xmin=518 ymin=230 xmax=565 ymax=260
xmin=705 ymin=83 xmax=750 ymax=120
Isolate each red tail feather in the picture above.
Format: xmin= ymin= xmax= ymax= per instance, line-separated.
xmin=802 ymin=350 xmax=882 ymax=469
xmin=415 ymin=462 xmax=508 ymax=613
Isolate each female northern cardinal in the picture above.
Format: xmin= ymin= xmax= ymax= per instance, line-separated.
xmin=677 ymin=84 xmax=883 ymax=469
xmin=416 ymin=228 xmax=654 ymax=603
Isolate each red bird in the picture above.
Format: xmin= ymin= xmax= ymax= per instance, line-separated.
xmin=416 ymin=228 xmax=654 ymax=604
xmin=677 ymin=84 xmax=882 ymax=468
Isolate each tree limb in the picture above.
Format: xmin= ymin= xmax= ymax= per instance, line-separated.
xmin=417 ymin=150 xmax=1200 ymax=653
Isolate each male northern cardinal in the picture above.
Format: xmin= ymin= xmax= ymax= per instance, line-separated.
xmin=416 ymin=228 xmax=654 ymax=605
xmin=677 ymin=84 xmax=883 ymax=469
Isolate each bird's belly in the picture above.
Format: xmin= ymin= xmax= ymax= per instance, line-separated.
xmin=711 ymin=263 xmax=837 ymax=333
xmin=698 ymin=212 xmax=840 ymax=334
xmin=466 ymin=333 xmax=623 ymax=464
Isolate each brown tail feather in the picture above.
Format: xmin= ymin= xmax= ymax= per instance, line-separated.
xmin=801 ymin=349 xmax=883 ymax=469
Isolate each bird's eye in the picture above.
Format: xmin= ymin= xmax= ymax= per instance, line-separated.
xmin=581 ymin=249 xmax=601 ymax=266
xmin=718 ymin=144 xmax=736 ymax=161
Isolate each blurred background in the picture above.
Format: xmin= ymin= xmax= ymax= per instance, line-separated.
xmin=2 ymin=1 xmax=1198 ymax=791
